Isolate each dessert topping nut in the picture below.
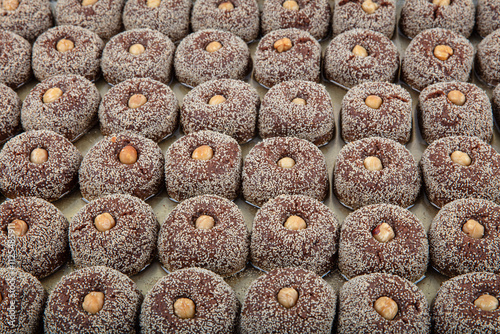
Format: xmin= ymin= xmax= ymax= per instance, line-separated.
xmin=30 ymin=148 xmax=49 ymax=164
xmin=129 ymin=44 xmax=145 ymax=55
xmin=448 ymin=90 xmax=466 ymax=106
xmin=372 ymin=222 xmax=395 ymax=243
xmin=8 ymin=219 xmax=28 ymax=237
xmin=278 ymin=287 xmax=298 ymax=308
xmin=364 ymin=156 xmax=383 ymax=171
xmin=462 ymin=219 xmax=484 ymax=239
xmin=94 ymin=213 xmax=116 ymax=232
xmin=292 ymin=97 xmax=306 ymax=105
xmin=374 ymin=296 xmax=398 ymax=320
xmin=192 ymin=145 xmax=214 ymax=160
xmin=450 ymin=150 xmax=472 ymax=166
xmin=128 ymin=94 xmax=148 ymax=109
xmin=277 ymin=157 xmax=295 ymax=169
xmin=283 ymin=0 xmax=299 ymax=11
xmin=474 ymin=294 xmax=499 ymax=311
xmin=362 ymin=0 xmax=379 ymax=14
xmin=174 ymin=298 xmax=196 ymax=318
xmin=434 ymin=45 xmax=453 ymax=61
xmin=365 ymin=95 xmax=383 ymax=109
xmin=218 ymin=1 xmax=234 ymax=11
xmin=43 ymin=88 xmax=63 ymax=104
xmin=209 ymin=95 xmax=226 ymax=105
xmin=352 ymin=45 xmax=368 ymax=58
xmin=274 ymin=38 xmax=293 ymax=53
xmin=206 ymin=41 xmax=222 ymax=53
xmin=195 ymin=215 xmax=215 ymax=230
xmin=284 ymin=215 xmax=307 ymax=230
xmin=119 ymin=145 xmax=138 ymax=164
xmin=82 ymin=291 xmax=105 ymax=314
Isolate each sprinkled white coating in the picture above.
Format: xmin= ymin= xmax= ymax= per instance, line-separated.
xmin=476 ymin=0 xmax=500 ymax=38
xmin=0 ymin=30 xmax=31 ymax=89
xmin=493 ymin=84 xmax=500 ymax=128
xmin=476 ymin=29 xmax=500 ymax=87
xmin=0 ymin=0 xmax=53 ymax=42
xmin=0 ymin=83 xmax=21 ymax=144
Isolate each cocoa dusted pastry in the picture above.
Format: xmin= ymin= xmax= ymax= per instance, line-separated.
xmin=323 ymin=28 xmax=399 ymax=89
xmin=140 ymin=268 xmax=240 ymax=333
xmin=254 ymin=28 xmax=321 ymax=88
xmin=240 ymin=267 xmax=337 ymax=334
xmin=476 ymin=29 xmax=500 ymax=87
xmin=70 ymin=194 xmax=159 ymax=276
xmin=476 ymin=0 xmax=500 ymax=38
xmin=99 ymin=77 xmax=179 ymax=142
xmin=250 ymin=194 xmax=339 ymax=276
xmin=0 ymin=30 xmax=31 ymax=89
xmin=158 ymin=194 xmax=249 ymax=277
xmin=44 ymin=266 xmax=142 ymax=334
xmin=401 ymin=28 xmax=474 ymax=92
xmin=339 ymin=204 xmax=428 ymax=282
xmin=420 ymin=136 xmax=500 ymax=208
xmin=174 ymin=29 xmax=251 ymax=88
xmin=164 ymin=130 xmax=242 ymax=202
xmin=0 ymin=130 xmax=82 ymax=202
xmin=21 ymin=75 xmax=100 ymax=142
xmin=242 ymin=136 xmax=329 ymax=208
xmin=0 ymin=0 xmax=53 ymax=43
xmin=341 ymin=81 xmax=412 ymax=144
xmin=418 ymin=81 xmax=493 ymax=144
xmin=32 ymin=25 xmax=104 ymax=82
xmin=494 ymin=84 xmax=500 ymax=128
xmin=258 ymin=80 xmax=335 ymax=146
xmin=0 ymin=83 xmax=21 ymax=144
xmin=338 ymin=273 xmax=430 ymax=333
xmin=333 ymin=137 xmax=421 ymax=210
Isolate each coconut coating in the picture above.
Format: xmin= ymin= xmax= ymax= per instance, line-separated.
xmin=240 ymin=267 xmax=336 ymax=334
xmin=333 ymin=0 xmax=396 ymax=38
xmin=164 ymin=130 xmax=242 ymax=202
xmin=0 ymin=0 xmax=53 ymax=42
xmin=476 ymin=29 xmax=500 ymax=87
xmin=399 ymin=0 xmax=475 ymax=39
xmin=338 ymin=273 xmax=430 ymax=333
xmin=0 ymin=130 xmax=82 ymax=202
xmin=123 ymin=0 xmax=192 ymax=43
xmin=79 ymin=131 xmax=164 ymax=201
xmin=476 ymin=0 xmax=500 ymax=38
xmin=494 ymin=85 xmax=500 ymax=129
xmin=418 ymin=81 xmax=493 ymax=144
xmin=191 ymin=0 xmax=260 ymax=43
xmin=0 ymin=197 xmax=69 ymax=279
xmin=101 ymin=28 xmax=176 ymax=85
xmin=333 ymin=137 xmax=421 ymax=210
xmin=420 ymin=136 xmax=500 ymax=208
xmin=21 ymin=75 xmax=100 ymax=142
xmin=158 ymin=195 xmax=249 ymax=277
xmin=0 ymin=83 xmax=21 ymax=144
xmin=242 ymin=137 xmax=329 ymax=208
xmin=70 ymin=194 xmax=159 ymax=276
xmin=339 ymin=204 xmax=428 ymax=282
xmin=0 ymin=268 xmax=46 ymax=334
xmin=401 ymin=28 xmax=474 ymax=92
xmin=250 ymin=195 xmax=339 ymax=276
xmin=341 ymin=81 xmax=412 ymax=144
xmin=258 ymin=80 xmax=335 ymax=146
xmin=0 ymin=30 xmax=31 ymax=89
xmin=254 ymin=28 xmax=321 ymax=88
xmin=99 ymin=77 xmax=179 ymax=142
xmin=140 ymin=267 xmax=240 ymax=334
xmin=323 ymin=28 xmax=399 ymax=89
xmin=432 ymin=272 xmax=500 ymax=333
xmin=174 ymin=29 xmax=251 ymax=88
xmin=181 ymin=79 xmax=259 ymax=144
xmin=261 ymin=0 xmax=331 ymax=41
xmin=44 ymin=266 xmax=142 ymax=334
xmin=32 ymin=25 xmax=104 ymax=82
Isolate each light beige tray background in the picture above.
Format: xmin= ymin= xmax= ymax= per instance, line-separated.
xmin=8 ymin=0 xmax=499 ymax=309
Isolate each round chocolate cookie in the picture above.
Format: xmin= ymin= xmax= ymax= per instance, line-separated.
xmin=420 ymin=136 xmax=500 ymax=208
xmin=32 ymin=25 xmax=104 ymax=82
xmin=0 ymin=83 xmax=21 ymax=144
xmin=240 ymin=267 xmax=336 ymax=334
xmin=0 ymin=268 xmax=46 ymax=334
xmin=99 ymin=77 xmax=179 ymax=142
xmin=418 ymin=81 xmax=493 ymax=144
xmin=123 ymin=0 xmax=192 ymax=43
xmin=242 ymin=136 xmax=329 ymax=208
xmin=0 ymin=130 xmax=82 ymax=202
xmin=101 ymin=28 xmax=175 ymax=86
xmin=401 ymin=28 xmax=474 ymax=92
xmin=70 ymin=194 xmax=159 ymax=276
xmin=341 ymin=81 xmax=412 ymax=144
xmin=339 ymin=204 xmax=428 ymax=282
xmin=258 ymin=80 xmax=335 ymax=146
xmin=494 ymin=84 xmax=500 ymax=129
xmin=333 ymin=137 xmax=421 ymax=210
xmin=261 ymin=0 xmax=331 ymax=41
xmin=254 ymin=28 xmax=321 ymax=88
xmin=158 ymin=194 xmax=249 ymax=277
xmin=432 ymin=272 xmax=500 ymax=333
xmin=44 ymin=266 xmax=142 ymax=334
xmin=477 ymin=0 xmax=500 ymax=38
xmin=399 ymin=0 xmax=475 ymax=39
xmin=338 ymin=273 xmax=430 ymax=333
xmin=174 ymin=29 xmax=251 ymax=88
xmin=140 ymin=267 xmax=240 ymax=333
xmin=191 ymin=0 xmax=260 ymax=43
xmin=324 ymin=28 xmax=399 ymax=89
xmin=476 ymin=29 xmax=500 ymax=87
xmin=21 ymin=74 xmax=100 ymax=142
xmin=333 ymin=0 xmax=396 ymax=38
xmin=0 ymin=0 xmax=53 ymax=42
xmin=181 ymin=79 xmax=259 ymax=144
xmin=250 ymin=195 xmax=339 ymax=276
xmin=0 ymin=197 xmax=69 ymax=279
xmin=0 ymin=30 xmax=31 ymax=89
xmin=164 ymin=130 xmax=241 ymax=202
xmin=79 ymin=131 xmax=164 ymax=201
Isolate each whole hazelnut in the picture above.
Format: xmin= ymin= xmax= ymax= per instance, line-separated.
xmin=129 ymin=43 xmax=145 ymax=55
xmin=206 ymin=41 xmax=222 ymax=53
xmin=57 ymin=39 xmax=75 ymax=53
xmin=361 ymin=0 xmax=379 ymax=14
xmin=277 ymin=287 xmax=298 ymax=308
xmin=82 ymin=0 xmax=98 ymax=6
xmin=364 ymin=156 xmax=383 ymax=171
xmin=82 ymin=291 xmax=105 ymax=314
xmin=192 ymin=145 xmax=214 ymax=160
xmin=433 ymin=0 xmax=450 ymax=6
xmin=372 ymin=222 xmax=395 ymax=243
xmin=128 ymin=94 xmax=148 ymax=109
xmin=119 ymin=145 xmax=138 ymax=164
xmin=434 ymin=45 xmax=453 ymax=61
xmin=274 ymin=38 xmax=293 ymax=53
xmin=195 ymin=215 xmax=215 ymax=230
xmin=8 ymin=219 xmax=28 ymax=237
xmin=447 ymin=90 xmax=466 ymax=106
xmin=284 ymin=215 xmax=307 ymax=230
xmin=462 ymin=219 xmax=484 ymax=239
xmin=277 ymin=157 xmax=295 ymax=169
xmin=365 ymin=95 xmax=383 ymax=109
xmin=352 ymin=45 xmax=368 ymax=58
xmin=209 ymin=95 xmax=226 ymax=105
xmin=450 ymin=150 xmax=471 ymax=166
xmin=94 ymin=213 xmax=116 ymax=232
xmin=3 ymin=0 xmax=19 ymax=11
xmin=174 ymin=298 xmax=196 ymax=319
xmin=43 ymin=88 xmax=63 ymax=104
xmin=374 ymin=296 xmax=398 ymax=320
xmin=30 ymin=148 xmax=49 ymax=164
xmin=292 ymin=97 xmax=306 ymax=105
xmin=218 ymin=1 xmax=234 ymax=11
xmin=147 ymin=0 xmax=161 ymax=7
xmin=474 ymin=294 xmax=499 ymax=311
xmin=283 ymin=0 xmax=299 ymax=11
